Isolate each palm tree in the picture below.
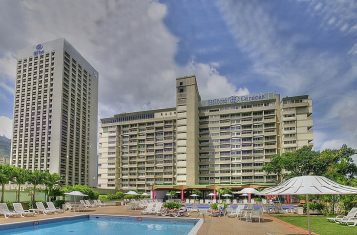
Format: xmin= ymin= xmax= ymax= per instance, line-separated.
xmin=44 ymin=172 xmax=61 ymax=201
xmin=0 ymin=164 xmax=15 ymax=202
xmin=216 ymin=188 xmax=232 ymax=200
xmin=28 ymin=170 xmax=45 ymax=204
xmin=13 ymin=167 xmax=30 ymax=202
xmin=167 ymin=190 xmax=176 ymax=200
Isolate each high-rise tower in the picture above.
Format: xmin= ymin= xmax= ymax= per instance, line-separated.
xmin=11 ymin=39 xmax=98 ymax=186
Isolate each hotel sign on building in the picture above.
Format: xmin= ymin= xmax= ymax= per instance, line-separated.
xmin=200 ymin=93 xmax=276 ymax=107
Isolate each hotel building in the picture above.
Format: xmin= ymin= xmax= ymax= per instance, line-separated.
xmin=11 ymin=39 xmax=98 ymax=186
xmin=98 ymin=76 xmax=312 ymax=190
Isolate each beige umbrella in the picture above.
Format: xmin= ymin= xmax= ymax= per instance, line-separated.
xmin=261 ymin=175 xmax=357 ymax=235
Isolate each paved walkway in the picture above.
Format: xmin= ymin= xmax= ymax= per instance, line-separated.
xmin=0 ymin=206 xmax=310 ymax=235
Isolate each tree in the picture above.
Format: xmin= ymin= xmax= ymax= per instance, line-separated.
xmin=263 ymin=145 xmax=357 ymax=214
xmin=43 ymin=171 xmax=61 ymax=201
xmin=12 ymin=167 xmax=30 ymax=202
xmin=216 ymin=188 xmax=232 ymax=200
xmin=0 ymin=164 xmax=15 ymax=202
xmin=28 ymin=170 xmax=46 ymax=204
xmin=262 ymin=153 xmax=286 ymax=183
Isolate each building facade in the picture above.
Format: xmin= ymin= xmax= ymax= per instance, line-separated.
xmin=98 ymin=76 xmax=312 ymax=190
xmin=11 ymin=39 xmax=98 ymax=186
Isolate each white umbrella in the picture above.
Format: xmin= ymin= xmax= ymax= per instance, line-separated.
xmin=64 ymin=191 xmax=88 ymax=203
xmin=125 ymin=191 xmax=138 ymax=195
xmin=261 ymin=175 xmax=357 ymax=235
xmin=141 ymin=192 xmax=149 ymax=196
xmin=190 ymin=194 xmax=199 ymax=197
xmin=222 ymin=194 xmax=232 ymax=197
xmin=238 ymin=188 xmax=260 ymax=194
xmin=64 ymin=191 xmax=88 ymax=197
xmin=208 ymin=193 xmax=215 ymax=196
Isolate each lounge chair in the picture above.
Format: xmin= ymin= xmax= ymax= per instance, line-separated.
xmin=84 ymin=200 xmax=97 ymax=208
xmin=0 ymin=203 xmax=23 ymax=218
xmin=153 ymin=202 xmax=163 ymax=215
xmin=250 ymin=208 xmax=263 ymax=223
xmin=93 ymin=200 xmax=102 ymax=207
xmin=327 ymin=207 xmax=357 ymax=223
xmin=228 ymin=204 xmax=244 ymax=218
xmin=35 ymin=202 xmax=56 ymax=214
xmin=46 ymin=202 xmax=64 ymax=213
xmin=13 ymin=203 xmax=36 ymax=216
xmin=96 ymin=199 xmax=105 ymax=206
xmin=141 ymin=203 xmax=154 ymax=215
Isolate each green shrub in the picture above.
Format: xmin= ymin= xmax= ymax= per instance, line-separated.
xmin=164 ymin=201 xmax=182 ymax=209
xmin=99 ymin=195 xmax=108 ymax=201
xmin=124 ymin=195 xmax=139 ymax=200
xmin=303 ymin=202 xmax=325 ymax=213
xmin=6 ymin=201 xmax=13 ymax=210
xmin=54 ymin=200 xmax=65 ymax=208
xmin=222 ymin=202 xmax=228 ymax=209
xmin=253 ymin=197 xmax=262 ymax=202
xmin=210 ymin=203 xmax=218 ymax=210
xmin=106 ymin=191 xmax=125 ymax=200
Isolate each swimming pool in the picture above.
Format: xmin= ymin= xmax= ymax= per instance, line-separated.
xmin=0 ymin=215 xmax=202 ymax=235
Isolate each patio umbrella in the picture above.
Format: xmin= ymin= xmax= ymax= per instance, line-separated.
xmin=237 ymin=188 xmax=260 ymax=203
xmin=238 ymin=188 xmax=260 ymax=194
xmin=125 ymin=191 xmax=138 ymax=195
xmin=190 ymin=194 xmax=199 ymax=197
xmin=141 ymin=192 xmax=149 ymax=196
xmin=260 ymin=175 xmax=357 ymax=235
xmin=208 ymin=193 xmax=215 ymax=197
xmin=64 ymin=191 xmax=87 ymax=203
xmin=222 ymin=194 xmax=232 ymax=197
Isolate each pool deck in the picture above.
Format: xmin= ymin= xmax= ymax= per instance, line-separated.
xmin=0 ymin=205 xmax=311 ymax=235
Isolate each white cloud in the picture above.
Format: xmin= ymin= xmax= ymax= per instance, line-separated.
xmin=0 ymin=0 xmax=246 ymax=120
xmin=0 ymin=52 xmax=17 ymax=80
xmin=217 ymin=0 xmax=357 ymax=150
xmin=303 ymin=0 xmax=357 ymax=35
xmin=0 ymin=116 xmax=12 ymax=139
xmin=186 ymin=62 xmax=249 ymax=99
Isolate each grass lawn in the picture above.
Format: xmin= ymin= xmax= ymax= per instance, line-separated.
xmin=275 ymin=215 xmax=356 ymax=235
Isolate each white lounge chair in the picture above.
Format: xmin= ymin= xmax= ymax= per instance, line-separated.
xmin=96 ymin=199 xmax=105 ymax=206
xmin=250 ymin=208 xmax=263 ymax=222
xmin=228 ymin=204 xmax=245 ymax=218
xmin=85 ymin=200 xmax=97 ymax=208
xmin=0 ymin=203 xmax=23 ymax=218
xmin=35 ymin=202 xmax=56 ymax=214
xmin=46 ymin=202 xmax=64 ymax=213
xmin=93 ymin=200 xmax=102 ymax=207
xmin=13 ymin=203 xmax=36 ymax=216
xmin=327 ymin=207 xmax=357 ymax=223
xmin=141 ymin=203 xmax=154 ymax=215
xmin=152 ymin=202 xmax=163 ymax=215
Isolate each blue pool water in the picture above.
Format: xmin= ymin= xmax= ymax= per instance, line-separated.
xmin=0 ymin=215 xmax=198 ymax=235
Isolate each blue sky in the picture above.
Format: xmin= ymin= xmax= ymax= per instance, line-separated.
xmin=0 ymin=0 xmax=356 ymax=151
